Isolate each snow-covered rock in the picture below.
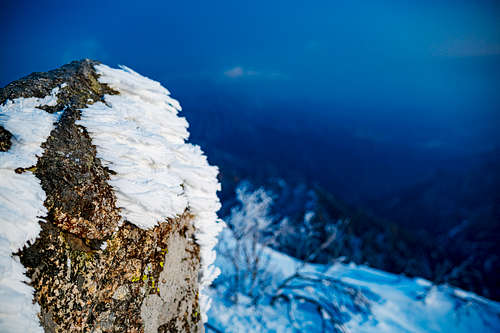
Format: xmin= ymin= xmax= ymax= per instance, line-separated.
xmin=0 ymin=59 xmax=223 ymax=332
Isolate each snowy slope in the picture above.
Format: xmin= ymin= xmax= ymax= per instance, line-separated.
xmin=208 ymin=229 xmax=500 ymax=333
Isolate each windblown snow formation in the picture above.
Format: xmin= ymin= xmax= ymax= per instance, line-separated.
xmin=78 ymin=64 xmax=223 ymax=321
xmin=0 ymin=60 xmax=223 ymax=332
xmin=0 ymin=86 xmax=62 ymax=332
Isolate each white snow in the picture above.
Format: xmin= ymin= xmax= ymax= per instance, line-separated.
xmin=208 ymin=228 xmax=500 ymax=332
xmin=78 ymin=64 xmax=224 ymax=321
xmin=0 ymin=86 xmax=62 ymax=332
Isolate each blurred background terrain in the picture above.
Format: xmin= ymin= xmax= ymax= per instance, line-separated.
xmin=2 ymin=0 xmax=499 ymax=302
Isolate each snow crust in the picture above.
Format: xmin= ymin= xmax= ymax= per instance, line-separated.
xmin=0 ymin=87 xmax=62 ymax=332
xmin=78 ymin=64 xmax=223 ymax=321
xmin=209 ymin=228 xmax=500 ymax=332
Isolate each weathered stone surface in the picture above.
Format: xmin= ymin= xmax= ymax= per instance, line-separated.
xmin=141 ymin=220 xmax=202 ymax=333
xmin=19 ymin=213 xmax=200 ymax=332
xmin=0 ymin=125 xmax=12 ymax=152
xmin=2 ymin=60 xmax=202 ymax=332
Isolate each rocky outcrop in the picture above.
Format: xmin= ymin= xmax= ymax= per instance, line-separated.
xmin=0 ymin=60 xmax=222 ymax=332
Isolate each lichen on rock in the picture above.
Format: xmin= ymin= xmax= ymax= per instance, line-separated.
xmin=1 ymin=60 xmax=220 ymax=332
xmin=19 ymin=212 xmax=201 ymax=332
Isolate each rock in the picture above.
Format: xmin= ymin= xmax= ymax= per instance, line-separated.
xmin=0 ymin=60 xmax=218 ymax=332
xmin=0 ymin=125 xmax=12 ymax=152
xmin=112 ymin=285 xmax=130 ymax=301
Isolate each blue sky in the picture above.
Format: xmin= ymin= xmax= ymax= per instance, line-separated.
xmin=1 ymin=0 xmax=499 ymax=152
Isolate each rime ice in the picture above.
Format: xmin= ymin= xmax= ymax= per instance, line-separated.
xmin=0 ymin=86 xmax=62 ymax=333
xmin=78 ymin=64 xmax=223 ymax=321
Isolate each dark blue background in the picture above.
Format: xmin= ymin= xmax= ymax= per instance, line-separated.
xmin=2 ymin=0 xmax=500 ymax=300
xmin=2 ymin=0 xmax=499 ymax=199
xmin=2 ymin=0 xmax=499 ymax=154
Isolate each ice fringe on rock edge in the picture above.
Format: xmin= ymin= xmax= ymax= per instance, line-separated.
xmin=78 ymin=64 xmax=224 ymax=322
xmin=0 ymin=87 xmax=62 ymax=333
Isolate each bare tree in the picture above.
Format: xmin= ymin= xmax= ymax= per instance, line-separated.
xmin=219 ymin=184 xmax=277 ymax=304
xmin=218 ymin=183 xmax=364 ymax=331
